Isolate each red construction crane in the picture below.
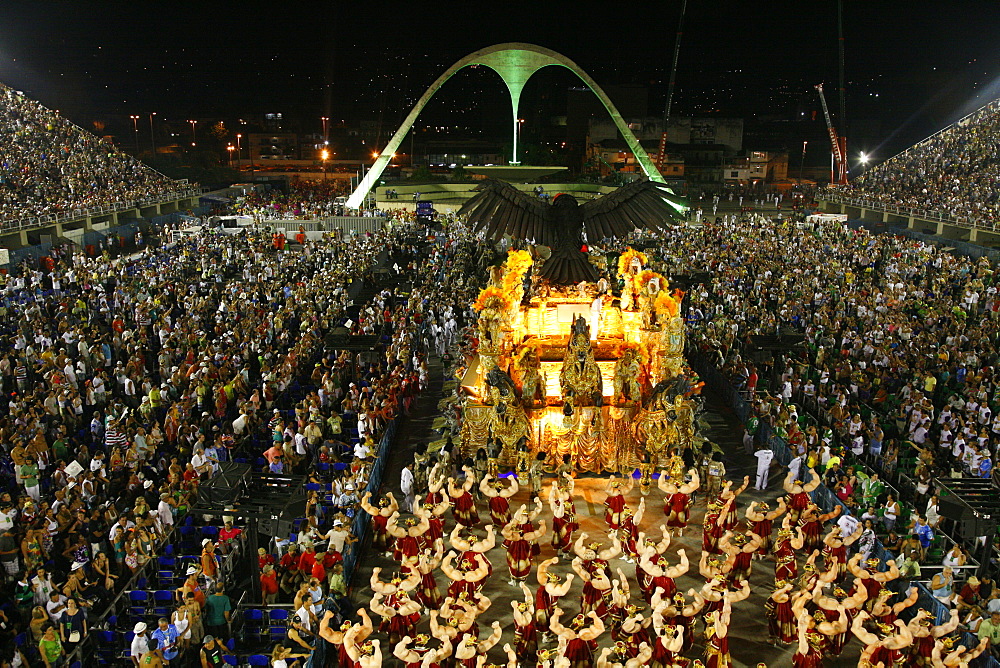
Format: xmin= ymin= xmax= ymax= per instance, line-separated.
xmin=816 ymin=83 xmax=848 ymax=185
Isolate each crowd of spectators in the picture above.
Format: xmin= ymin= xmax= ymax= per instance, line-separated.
xmin=0 ymin=210 xmax=484 ymax=665
xmin=847 ymin=97 xmax=1000 ymax=227
xmin=233 ymin=180 xmax=353 ymax=221
xmin=0 ymin=84 xmax=190 ymax=226
xmin=645 ymin=211 xmax=1000 ymax=637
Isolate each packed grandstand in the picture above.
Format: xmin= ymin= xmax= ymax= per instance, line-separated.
xmin=3 ymin=85 xmax=1000 ymax=668
xmin=846 ymin=97 xmax=1000 ymax=228
xmin=0 ymin=83 xmax=194 ymax=228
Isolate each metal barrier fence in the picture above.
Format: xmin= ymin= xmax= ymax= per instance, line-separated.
xmin=821 ymin=191 xmax=993 ymax=231
xmin=342 ymin=403 xmax=401 ymax=584
xmin=692 ymin=353 xmax=1000 ymax=668
xmin=0 ymin=188 xmax=205 ymax=233
xmin=320 ymin=216 xmax=386 ymax=236
xmin=7 ymin=242 xmax=52 ymax=268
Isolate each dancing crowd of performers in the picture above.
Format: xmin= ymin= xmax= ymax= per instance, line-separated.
xmin=312 ymin=459 xmax=988 ymax=668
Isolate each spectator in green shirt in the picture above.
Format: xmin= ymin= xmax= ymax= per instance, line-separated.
xmin=979 ymin=611 xmax=1000 ymax=646
xmin=20 ymin=459 xmax=39 ymax=502
xmin=203 ymin=583 xmax=231 ymax=642
xmin=38 ymin=625 xmax=63 ymax=668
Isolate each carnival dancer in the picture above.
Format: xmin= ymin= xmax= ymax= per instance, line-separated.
xmin=572 ymin=531 xmax=622 ymax=582
xmin=653 ymin=588 xmax=704 ymax=655
xmin=452 ymin=621 xmax=503 ymax=668
xmin=715 ymin=476 xmax=750 ymax=532
xmin=617 ymin=500 xmax=645 ymax=563
xmin=604 ymin=475 xmax=634 ymax=530
xmin=607 ymin=570 xmax=631 ymax=641
xmin=394 ymin=635 xmax=453 ymax=668
xmin=702 ymin=596 xmax=734 ymax=668
xmin=702 ymin=497 xmax=733 ymax=555
xmin=744 ymin=498 xmax=785 ymax=557
xmin=870 ymin=586 xmax=919 ymax=626
xmin=449 ymin=524 xmax=496 ymax=580
xmin=387 ymin=511 xmax=431 ymax=563
xmin=341 ymin=611 xmax=377 ymax=668
xmin=907 ymin=609 xmax=960 ymax=667
xmin=414 ymin=498 xmax=451 ymax=550
xmin=440 ymin=550 xmax=490 ymax=599
xmin=571 ymin=553 xmax=613 ymax=616
xmin=852 ymin=612 xmax=914 ymax=668
xmin=370 ymin=566 xmax=420 ymax=598
xmin=929 ymin=635 xmax=990 ymax=668
xmin=773 ymin=517 xmax=806 ymax=583
xmin=550 ymin=475 xmax=579 ymax=557
xmin=344 ymin=637 xmax=382 ymax=668
xmin=511 ymin=582 xmax=539 ymax=662
xmin=480 ymin=473 xmax=518 ymax=527
xmin=550 ymin=608 xmax=606 ymax=668
xmin=500 ymin=513 xmax=547 ymax=584
xmin=796 ymin=549 xmax=838 ymax=593
xmin=426 ymin=467 xmax=448 ymax=505
xmin=317 ymin=612 xmax=356 ymax=667
xmin=821 ymin=521 xmax=863 ymax=579
xmin=448 ymin=467 xmax=480 ymax=527
xmin=797 ymin=502 xmax=841 ymax=552
xmin=596 ymin=641 xmax=652 ymax=668
xmin=718 ymin=531 xmax=763 ymax=585
xmin=410 ymin=541 xmax=445 ymax=610
xmin=536 ymin=557 xmax=575 ymax=638
xmin=810 ymin=580 xmax=869 ymax=658
xmin=699 ymin=550 xmax=736 ymax=586
xmin=783 ymin=467 xmax=821 ymax=525
xmin=791 ymin=607 xmax=847 ymax=668
xmin=359 ymin=491 xmax=399 ymax=557
xmin=847 ymin=554 xmax=900 ymax=611
xmin=528 ymin=452 xmax=546 ymax=497
xmin=658 ymin=468 xmax=700 ymax=537
xmin=698 ymin=576 xmax=750 ymax=621
xmin=637 ymin=546 xmax=689 ymax=604
xmin=764 ymin=582 xmax=798 ymax=645
xmin=370 ymin=588 xmax=422 ymax=645
xmin=616 ymin=606 xmax=651 ymax=659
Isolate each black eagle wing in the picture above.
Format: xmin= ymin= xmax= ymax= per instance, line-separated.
xmin=579 ymin=178 xmax=686 ymax=242
xmin=458 ymin=178 xmax=552 ymax=246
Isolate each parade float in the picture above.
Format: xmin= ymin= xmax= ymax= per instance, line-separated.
xmin=459 ymin=247 xmax=703 ymax=474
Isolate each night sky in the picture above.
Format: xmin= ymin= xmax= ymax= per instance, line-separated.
xmin=3 ymin=0 xmax=1000 ymax=159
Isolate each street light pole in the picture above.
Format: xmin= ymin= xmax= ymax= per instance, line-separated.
xmin=148 ymin=112 xmax=157 ymax=156
xmin=188 ymin=120 xmax=198 ymax=147
xmin=798 ymin=140 xmax=808 ymax=184
xmin=130 ymin=115 xmax=140 ymax=155
xmin=321 ymin=116 xmax=329 ymax=144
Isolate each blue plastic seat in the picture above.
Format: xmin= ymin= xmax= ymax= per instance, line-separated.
xmin=128 ymin=590 xmax=149 ymax=616
xmin=223 ymin=656 xmax=238 ymax=666
xmin=248 ymin=655 xmax=270 ymax=667
xmin=153 ymin=590 xmax=174 ymax=615
xmin=268 ymin=608 xmax=290 ymax=641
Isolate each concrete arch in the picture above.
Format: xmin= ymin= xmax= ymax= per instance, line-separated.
xmin=346 ymin=42 xmax=666 ymax=209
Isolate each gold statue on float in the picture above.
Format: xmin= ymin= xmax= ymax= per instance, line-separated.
xmin=559 ymin=316 xmax=602 ymax=405
xmin=514 ymin=345 xmax=544 ymax=408
xmin=612 ymin=346 xmax=643 ymax=405
xmin=483 ymin=366 xmax=529 ymax=455
xmin=617 ymin=248 xmax=647 ymax=312
xmin=475 ymin=290 xmax=507 ymax=355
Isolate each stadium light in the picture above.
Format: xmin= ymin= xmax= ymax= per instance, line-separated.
xmin=129 ymin=115 xmax=140 ymax=155
xmin=860 ymin=152 xmax=869 ymax=164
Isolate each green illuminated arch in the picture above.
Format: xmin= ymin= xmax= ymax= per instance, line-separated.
xmin=346 ymin=42 xmax=666 ymax=209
